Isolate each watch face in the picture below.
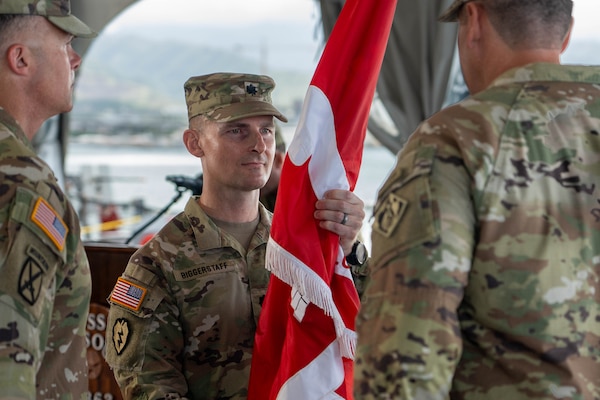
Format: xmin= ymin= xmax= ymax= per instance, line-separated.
xmin=356 ymin=242 xmax=367 ymax=264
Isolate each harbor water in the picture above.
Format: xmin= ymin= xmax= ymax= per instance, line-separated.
xmin=66 ymin=137 xmax=397 ymax=249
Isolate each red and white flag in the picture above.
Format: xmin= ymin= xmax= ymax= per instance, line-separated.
xmin=248 ymin=0 xmax=397 ymax=398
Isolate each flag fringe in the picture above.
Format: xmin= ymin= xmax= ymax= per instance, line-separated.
xmin=266 ymin=236 xmax=356 ymax=359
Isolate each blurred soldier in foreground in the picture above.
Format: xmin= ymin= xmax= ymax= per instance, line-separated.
xmin=259 ymin=122 xmax=285 ymax=212
xmin=105 ymin=72 xmax=365 ymax=399
xmin=0 ymin=0 xmax=95 ymax=397
xmin=356 ymin=0 xmax=600 ymax=398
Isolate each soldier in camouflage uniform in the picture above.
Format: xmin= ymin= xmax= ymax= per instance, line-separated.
xmin=259 ymin=122 xmax=285 ymax=213
xmin=0 ymin=0 xmax=95 ymax=398
xmin=356 ymin=0 xmax=600 ymax=399
xmin=105 ymin=72 xmax=366 ymax=399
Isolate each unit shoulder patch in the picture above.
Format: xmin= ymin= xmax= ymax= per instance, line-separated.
xmin=112 ymin=318 xmax=131 ymax=355
xmin=372 ymin=193 xmax=408 ymax=237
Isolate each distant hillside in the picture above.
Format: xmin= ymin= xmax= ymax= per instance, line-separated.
xmin=70 ymin=26 xmax=600 ymax=140
xmin=71 ymin=26 xmax=319 ymax=138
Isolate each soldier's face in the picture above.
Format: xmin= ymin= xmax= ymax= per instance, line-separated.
xmin=197 ymin=115 xmax=276 ymax=193
xmin=28 ymin=17 xmax=81 ymax=117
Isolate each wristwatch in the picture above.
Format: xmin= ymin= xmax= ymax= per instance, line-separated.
xmin=346 ymin=240 xmax=368 ymax=266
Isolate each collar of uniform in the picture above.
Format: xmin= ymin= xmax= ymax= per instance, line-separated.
xmin=0 ymin=108 xmax=33 ymax=150
xmin=250 ymin=203 xmax=272 ymax=249
xmin=183 ymin=196 xmax=271 ymax=252
xmin=488 ymin=62 xmax=600 ymax=90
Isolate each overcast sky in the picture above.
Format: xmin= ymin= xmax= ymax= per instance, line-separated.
xmin=106 ymin=0 xmax=319 ymax=31
xmin=107 ymin=0 xmax=598 ymax=40
xmin=100 ymin=0 xmax=599 ymax=69
xmin=570 ymin=0 xmax=599 ymax=39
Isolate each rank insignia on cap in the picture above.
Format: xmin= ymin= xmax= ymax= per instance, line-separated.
xmin=110 ymin=278 xmax=147 ymax=311
xmin=31 ymin=197 xmax=68 ymax=251
xmin=245 ymin=82 xmax=258 ymax=95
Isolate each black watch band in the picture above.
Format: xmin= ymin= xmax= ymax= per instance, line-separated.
xmin=346 ymin=241 xmax=368 ymax=266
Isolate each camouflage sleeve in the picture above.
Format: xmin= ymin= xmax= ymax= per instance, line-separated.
xmin=355 ymin=137 xmax=475 ymax=399
xmin=0 ymin=186 xmax=69 ymax=398
xmin=105 ymin=256 xmax=187 ymax=400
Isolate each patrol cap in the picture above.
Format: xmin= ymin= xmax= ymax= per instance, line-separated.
xmin=438 ymin=0 xmax=474 ymax=22
xmin=184 ymin=72 xmax=288 ymax=123
xmin=0 ymin=0 xmax=96 ymax=38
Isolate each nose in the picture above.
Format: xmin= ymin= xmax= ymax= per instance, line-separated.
xmin=250 ymin=129 xmax=267 ymax=153
xmin=71 ymin=48 xmax=82 ymax=71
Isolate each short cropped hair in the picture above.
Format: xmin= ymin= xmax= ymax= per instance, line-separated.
xmin=485 ymin=0 xmax=573 ymax=50
xmin=0 ymin=15 xmax=34 ymax=49
xmin=188 ymin=114 xmax=210 ymax=134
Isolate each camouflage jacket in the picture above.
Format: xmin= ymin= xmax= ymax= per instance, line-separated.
xmin=356 ymin=63 xmax=600 ymax=399
xmin=105 ymin=196 xmax=272 ymax=399
xmin=0 ymin=109 xmax=91 ymax=399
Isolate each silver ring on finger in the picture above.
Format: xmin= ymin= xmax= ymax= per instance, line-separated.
xmin=340 ymin=212 xmax=349 ymax=225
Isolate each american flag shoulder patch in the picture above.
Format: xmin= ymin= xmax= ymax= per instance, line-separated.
xmin=110 ymin=277 xmax=147 ymax=311
xmin=31 ymin=197 xmax=68 ymax=251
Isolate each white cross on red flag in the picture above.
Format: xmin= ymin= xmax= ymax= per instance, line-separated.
xmin=248 ymin=0 xmax=397 ymax=398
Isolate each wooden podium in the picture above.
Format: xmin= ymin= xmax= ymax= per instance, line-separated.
xmin=85 ymin=242 xmax=138 ymax=400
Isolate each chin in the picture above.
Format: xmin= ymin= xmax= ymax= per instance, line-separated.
xmin=62 ymin=100 xmax=74 ymax=113
xmin=247 ymin=180 xmax=268 ymax=191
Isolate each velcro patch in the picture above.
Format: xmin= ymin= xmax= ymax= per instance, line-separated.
xmin=30 ymin=197 xmax=67 ymax=251
xmin=372 ymin=193 xmax=408 ymax=237
xmin=110 ymin=278 xmax=147 ymax=311
xmin=112 ymin=318 xmax=130 ymax=355
xmin=177 ymin=261 xmax=232 ymax=281
xmin=18 ymin=255 xmax=45 ymax=306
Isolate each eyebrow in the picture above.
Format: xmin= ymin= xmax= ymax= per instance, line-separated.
xmin=222 ymin=122 xmax=248 ymax=128
xmin=221 ymin=121 xmax=275 ymax=130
